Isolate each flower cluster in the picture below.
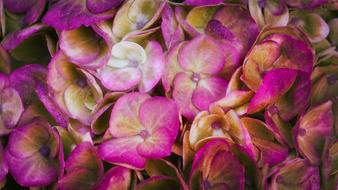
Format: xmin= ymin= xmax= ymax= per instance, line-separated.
xmin=0 ymin=0 xmax=337 ymax=189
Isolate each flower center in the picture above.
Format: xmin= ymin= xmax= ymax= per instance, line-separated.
xmin=191 ymin=73 xmax=201 ymax=83
xmin=39 ymin=145 xmax=50 ymax=158
xmin=327 ymin=74 xmax=337 ymax=85
xmin=76 ymin=78 xmax=88 ymax=88
xmin=298 ymin=128 xmax=306 ymax=136
xmin=140 ymin=129 xmax=150 ymax=139
xmin=211 ymin=121 xmax=222 ymax=130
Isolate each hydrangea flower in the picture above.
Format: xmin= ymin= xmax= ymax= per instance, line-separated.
xmin=4 ymin=119 xmax=64 ymax=186
xmin=242 ymin=26 xmax=314 ymax=119
xmin=48 ymin=52 xmax=103 ymax=125
xmin=0 ymin=73 xmax=23 ymax=134
xmin=163 ymin=35 xmax=228 ymax=120
xmin=98 ymin=92 xmax=179 ymax=169
xmin=98 ymin=40 xmax=164 ymax=92
xmin=189 ymin=106 xmax=255 ymax=160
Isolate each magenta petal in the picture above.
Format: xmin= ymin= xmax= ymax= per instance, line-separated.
xmin=172 ymin=72 xmax=199 ymax=120
xmin=23 ymin=0 xmax=46 ymax=25
xmin=139 ymin=96 xmax=179 ymax=138
xmin=275 ymin=72 xmax=311 ymax=121
xmin=161 ymin=4 xmax=184 ymax=49
xmin=184 ymin=0 xmax=223 ymax=6
xmin=5 ymin=152 xmax=60 ymax=187
xmin=109 ymin=92 xmax=150 ymax=138
xmin=100 ymin=67 xmax=142 ymax=91
xmin=1 ymin=24 xmax=47 ymax=51
xmin=94 ymin=166 xmax=132 ymax=190
xmin=86 ymin=0 xmax=124 ymax=14
xmin=137 ymin=127 xmax=174 ymax=159
xmin=98 ymin=136 xmax=146 ymax=170
xmin=42 ymin=0 xmax=115 ymax=30
xmin=178 ymin=35 xmax=225 ymax=74
xmin=3 ymin=0 xmax=35 ymax=13
xmin=35 ymin=81 xmax=69 ymax=128
xmin=139 ymin=41 xmax=165 ymax=92
xmin=5 ymin=120 xmax=62 ymax=186
xmin=9 ymin=64 xmax=47 ymax=106
xmin=192 ymin=77 xmax=228 ymax=110
xmin=247 ymin=69 xmax=298 ymax=114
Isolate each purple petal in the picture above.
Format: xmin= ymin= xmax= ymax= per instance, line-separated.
xmin=100 ymin=67 xmax=142 ymax=91
xmin=86 ymin=0 xmax=124 ymax=14
xmin=3 ymin=0 xmax=35 ymax=13
xmin=247 ymin=68 xmax=298 ymax=114
xmin=94 ymin=166 xmax=133 ymax=190
xmin=178 ymin=35 xmax=225 ymax=74
xmin=172 ymin=72 xmax=199 ymax=120
xmin=42 ymin=0 xmax=116 ymax=30
xmin=98 ymin=136 xmax=146 ymax=170
xmin=192 ymin=77 xmax=228 ymax=110
xmin=139 ymin=41 xmax=165 ymax=92
xmin=161 ymin=4 xmax=184 ymax=49
xmin=9 ymin=64 xmax=47 ymax=107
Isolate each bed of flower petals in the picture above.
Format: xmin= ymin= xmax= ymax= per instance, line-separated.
xmin=0 ymin=0 xmax=337 ymax=189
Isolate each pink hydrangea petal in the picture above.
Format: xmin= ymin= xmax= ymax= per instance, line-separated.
xmin=5 ymin=152 xmax=60 ymax=187
xmin=60 ymin=27 xmax=101 ymax=65
xmin=172 ymin=72 xmax=199 ymax=120
xmin=275 ymin=72 xmax=311 ymax=121
xmin=178 ymin=35 xmax=225 ymax=74
xmin=139 ymin=41 xmax=165 ymax=92
xmin=35 ymin=81 xmax=68 ymax=128
xmin=42 ymin=0 xmax=116 ymax=30
xmin=137 ymin=127 xmax=173 ymax=158
xmin=65 ymin=142 xmax=103 ymax=174
xmin=3 ymin=0 xmax=36 ymax=13
xmin=139 ymin=96 xmax=179 ymax=137
xmin=9 ymin=64 xmax=47 ymax=106
xmin=174 ymin=6 xmax=200 ymax=37
xmin=86 ymin=0 xmax=124 ymax=14
xmin=161 ymin=4 xmax=184 ymax=49
xmin=294 ymin=101 xmax=333 ymax=165
xmin=192 ymin=77 xmax=228 ymax=111
xmin=0 ymin=88 xmax=23 ymax=128
xmin=247 ymin=68 xmax=298 ymax=114
xmin=207 ymin=150 xmax=245 ymax=190
xmin=94 ymin=166 xmax=133 ymax=190
xmin=109 ymin=92 xmax=150 ymax=138
xmin=1 ymin=24 xmax=47 ymax=51
xmin=98 ymin=136 xmax=145 ymax=170
xmin=100 ymin=67 xmax=142 ymax=91
xmin=23 ymin=0 xmax=46 ymax=25
xmin=162 ymin=42 xmax=185 ymax=93
xmin=5 ymin=120 xmax=62 ymax=186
